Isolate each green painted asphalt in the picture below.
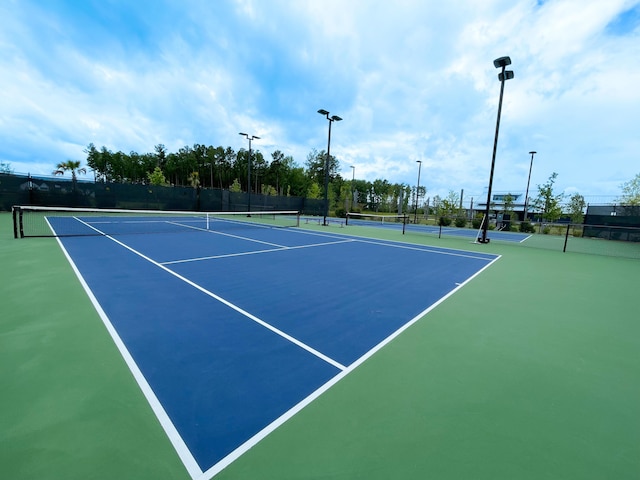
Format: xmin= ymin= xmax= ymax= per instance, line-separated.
xmin=0 ymin=213 xmax=187 ymax=479
xmin=1 ymin=212 xmax=638 ymax=479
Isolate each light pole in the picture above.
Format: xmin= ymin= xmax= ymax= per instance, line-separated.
xmin=414 ymin=160 xmax=422 ymax=224
xmin=523 ymin=151 xmax=536 ymax=222
xmin=479 ymin=56 xmax=514 ymax=244
xmin=350 ymin=165 xmax=355 ymax=211
xmin=239 ymin=132 xmax=259 ymax=214
xmin=317 ymin=109 xmax=342 ymax=226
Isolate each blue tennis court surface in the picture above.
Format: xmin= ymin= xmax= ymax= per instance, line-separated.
xmin=52 ymin=216 xmax=499 ymax=478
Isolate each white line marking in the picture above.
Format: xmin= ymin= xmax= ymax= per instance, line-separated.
xmin=354 ymin=237 xmax=495 ymax=261
xmin=162 ymin=239 xmax=355 ymax=265
xmin=166 ymin=220 xmax=287 ymax=248
xmin=279 ymin=226 xmax=499 ymax=260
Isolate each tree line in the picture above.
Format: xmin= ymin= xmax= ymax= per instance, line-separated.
xmin=43 ymin=144 xmax=640 ymax=219
xmin=82 ymin=143 xmax=424 ymax=214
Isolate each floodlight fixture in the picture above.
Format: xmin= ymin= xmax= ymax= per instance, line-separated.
xmin=499 ymin=71 xmax=515 ymax=81
xmin=493 ymin=56 xmax=512 ymax=68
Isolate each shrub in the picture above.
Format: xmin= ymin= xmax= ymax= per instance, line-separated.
xmin=543 ymin=226 xmax=551 ymax=234
xmin=471 ymin=217 xmax=482 ymax=229
xmin=454 ymin=216 xmax=467 ymax=228
xmin=334 ymin=207 xmax=346 ymax=218
xmin=438 ymin=216 xmax=452 ymax=226
xmin=519 ymin=221 xmax=535 ymax=233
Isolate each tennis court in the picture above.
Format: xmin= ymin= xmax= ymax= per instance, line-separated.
xmin=344 ymin=213 xmax=531 ymax=242
xmin=2 ymin=210 xmax=638 ymax=480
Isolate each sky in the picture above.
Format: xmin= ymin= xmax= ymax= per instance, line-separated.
xmin=1 ymin=0 xmax=639 ymax=203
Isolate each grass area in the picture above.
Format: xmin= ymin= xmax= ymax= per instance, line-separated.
xmin=2 ymin=212 xmax=639 ymax=479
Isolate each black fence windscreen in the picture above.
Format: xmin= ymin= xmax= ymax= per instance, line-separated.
xmin=0 ymin=172 xmax=324 ymax=216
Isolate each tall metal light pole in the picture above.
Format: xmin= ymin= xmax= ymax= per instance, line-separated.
xmin=239 ymin=132 xmax=259 ymax=214
xmin=479 ymin=56 xmax=514 ymax=244
xmin=350 ymin=165 xmax=355 ymax=211
xmin=523 ymin=151 xmax=536 ymax=222
xmin=414 ymin=160 xmax=422 ymax=224
xmin=317 ymin=109 xmax=342 ymax=226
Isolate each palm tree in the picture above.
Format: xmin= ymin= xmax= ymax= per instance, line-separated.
xmin=53 ymin=160 xmax=86 ymax=191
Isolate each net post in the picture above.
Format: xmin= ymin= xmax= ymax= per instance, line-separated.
xmin=563 ymin=223 xmax=570 ymax=253
xmin=296 ymin=212 xmax=301 ymax=227
xmin=12 ymin=206 xmax=18 ymax=239
xmin=18 ymin=207 xmax=24 ymax=238
xmin=345 ymin=212 xmax=350 ymax=226
xmin=402 ymin=214 xmax=407 ymax=234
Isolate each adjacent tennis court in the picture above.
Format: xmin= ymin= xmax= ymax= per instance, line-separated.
xmin=344 ymin=212 xmax=531 ymax=242
xmin=2 ymin=209 xmax=638 ymax=480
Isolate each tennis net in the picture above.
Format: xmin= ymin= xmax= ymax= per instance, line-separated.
xmin=12 ymin=206 xmax=300 ymax=238
xmin=345 ymin=212 xmax=408 ymax=233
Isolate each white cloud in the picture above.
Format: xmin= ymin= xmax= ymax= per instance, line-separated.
xmin=0 ymin=0 xmax=638 ymax=201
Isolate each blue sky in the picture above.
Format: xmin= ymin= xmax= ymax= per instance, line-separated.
xmin=1 ymin=0 xmax=639 ymax=202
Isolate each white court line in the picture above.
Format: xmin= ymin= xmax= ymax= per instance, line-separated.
xmin=166 ymin=220 xmax=287 ymax=248
xmin=273 ymin=226 xmax=500 ymax=260
xmin=162 ymin=239 xmax=355 ymax=265
xmin=74 ymin=217 xmax=346 ymax=372
xmin=519 ymin=234 xmax=534 ymax=243
xmin=279 ymin=226 xmax=495 ymax=261
xmin=353 ymin=237 xmax=495 ymax=261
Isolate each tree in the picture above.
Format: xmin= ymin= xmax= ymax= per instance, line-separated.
xmin=85 ymin=143 xmax=105 ymax=181
xmin=371 ymin=179 xmax=391 ymax=212
xmin=618 ymin=173 xmax=640 ymax=205
xmin=533 ymin=172 xmax=564 ymax=225
xmin=287 ymin=166 xmax=309 ymax=197
xmin=229 ymin=178 xmax=242 ymax=192
xmin=188 ymin=171 xmax=200 ymax=188
xmin=147 ymin=166 xmax=168 ymax=186
xmin=154 ymin=144 xmax=167 ymax=169
xmin=251 ymin=151 xmax=266 ymax=193
xmin=53 ymin=160 xmax=86 ymax=190
xmin=567 ymin=193 xmax=586 ymax=224
xmin=307 ymin=182 xmax=322 ymax=199
xmin=306 ymin=148 xmax=339 ymax=186
xmin=502 ymin=193 xmax=515 ymax=218
xmin=0 ymin=161 xmax=13 ymax=174
xmin=437 ymin=190 xmax=461 ymax=219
